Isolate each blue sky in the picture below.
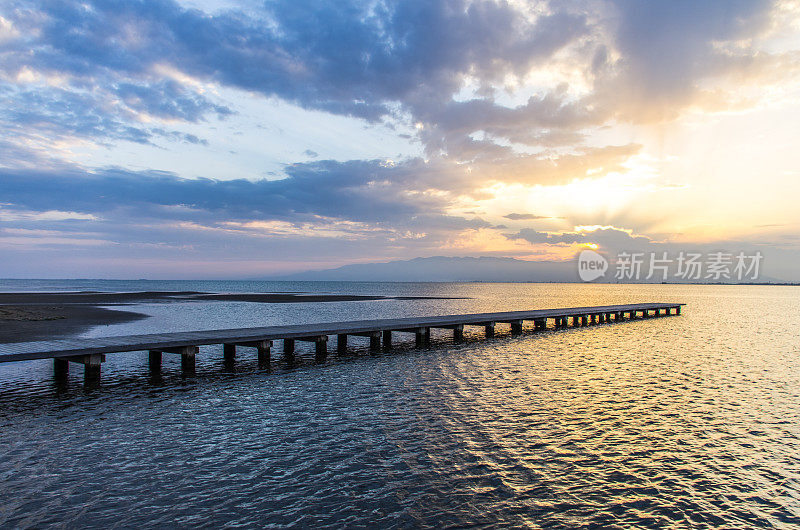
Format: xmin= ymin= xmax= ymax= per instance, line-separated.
xmin=1 ymin=0 xmax=799 ymax=279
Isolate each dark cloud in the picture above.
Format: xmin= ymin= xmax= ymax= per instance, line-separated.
xmin=504 ymin=213 xmax=546 ymax=221
xmin=506 ymin=227 xmax=652 ymax=250
xmin=0 ymin=159 xmax=486 ymax=227
xmin=0 ymin=158 xmax=499 ymax=276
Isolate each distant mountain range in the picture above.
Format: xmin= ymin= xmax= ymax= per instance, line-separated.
xmin=273 ymin=256 xmax=578 ymax=282
xmin=268 ymin=255 xmax=789 ymax=284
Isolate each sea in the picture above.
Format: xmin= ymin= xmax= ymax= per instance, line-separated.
xmin=0 ymin=280 xmax=799 ymax=528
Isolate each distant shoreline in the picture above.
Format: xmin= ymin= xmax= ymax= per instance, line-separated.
xmin=1 ymin=279 xmax=796 ymax=286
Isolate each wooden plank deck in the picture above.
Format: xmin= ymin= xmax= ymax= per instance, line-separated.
xmin=0 ymin=302 xmax=683 ymax=363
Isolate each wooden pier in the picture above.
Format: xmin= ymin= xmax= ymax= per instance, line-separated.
xmin=0 ymin=303 xmax=683 ymax=383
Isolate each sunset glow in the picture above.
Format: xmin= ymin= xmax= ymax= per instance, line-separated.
xmin=0 ymin=1 xmax=798 ymax=280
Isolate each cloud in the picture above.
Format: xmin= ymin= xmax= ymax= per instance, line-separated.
xmin=0 ymin=159 xmax=497 ymax=231
xmin=1 ymin=0 xmax=790 ymax=163
xmin=0 ymin=0 xmax=593 ymax=149
xmin=0 ymin=83 xmax=220 ymax=146
xmin=0 ymin=0 xmax=797 ymax=278
xmin=503 ymin=213 xmax=547 ymax=221
xmin=591 ymin=0 xmax=794 ymax=120
xmin=112 ymin=80 xmax=233 ymax=122
xmin=506 ymin=226 xmax=652 ymax=250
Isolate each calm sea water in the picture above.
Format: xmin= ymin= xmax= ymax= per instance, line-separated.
xmin=1 ymin=281 xmax=799 ymax=528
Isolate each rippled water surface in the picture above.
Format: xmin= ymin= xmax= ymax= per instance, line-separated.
xmin=1 ymin=281 xmax=800 ymax=528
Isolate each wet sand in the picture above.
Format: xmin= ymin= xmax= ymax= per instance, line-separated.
xmin=0 ymin=305 xmax=149 ymax=343
xmin=0 ymin=291 xmax=460 ymax=343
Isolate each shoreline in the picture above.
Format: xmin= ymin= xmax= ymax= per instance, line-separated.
xmin=0 ymin=305 xmax=150 ymax=344
xmin=0 ymin=291 xmax=462 ymax=343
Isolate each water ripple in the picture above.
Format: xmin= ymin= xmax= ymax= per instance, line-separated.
xmin=1 ymin=284 xmax=800 ymax=527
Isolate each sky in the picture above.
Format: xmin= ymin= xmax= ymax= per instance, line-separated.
xmin=0 ymin=0 xmax=799 ymax=280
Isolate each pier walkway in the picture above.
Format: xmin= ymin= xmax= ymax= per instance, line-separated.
xmin=0 ymin=302 xmax=683 ymax=382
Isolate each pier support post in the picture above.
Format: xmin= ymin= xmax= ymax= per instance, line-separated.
xmin=62 ymin=353 xmax=105 ymax=383
xmin=256 ymin=341 xmax=272 ymax=368
xmin=180 ymin=348 xmax=196 ymax=375
xmin=83 ymin=354 xmax=102 ymax=382
xmin=484 ymin=323 xmax=495 ymax=338
xmin=54 ymin=358 xmax=69 ymax=380
xmin=581 ymin=315 xmax=588 ymax=326
xmin=510 ymin=320 xmax=523 ymax=335
xmin=223 ymin=343 xmax=236 ymax=363
xmin=337 ymin=334 xmax=348 ymax=354
xmin=453 ymin=324 xmax=464 ymax=342
xmin=296 ymin=336 xmax=328 ymax=363
xmin=382 ymin=330 xmax=392 ymax=348
xmin=315 ymin=337 xmax=327 ymax=363
xmin=148 ymin=346 xmax=197 ymax=375
xmin=676 ymin=306 xmax=681 ymax=315
xmin=369 ymin=332 xmax=381 ymax=351
xmin=415 ymin=327 xmax=430 ymax=346
xmin=351 ymin=332 xmax=381 ymax=352
xmin=284 ymin=339 xmax=295 ymax=364
xmin=573 ymin=316 xmax=581 ymax=327
xmin=148 ymin=350 xmax=162 ymax=372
